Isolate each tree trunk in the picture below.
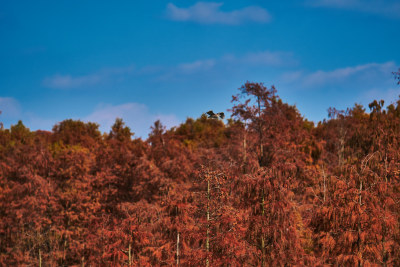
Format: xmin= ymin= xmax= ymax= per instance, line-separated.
xmin=257 ymin=96 xmax=263 ymax=163
xmin=261 ymin=189 xmax=265 ymax=267
xmin=261 ymin=237 xmax=265 ymax=267
xmin=322 ymin=166 xmax=327 ymax=203
xmin=243 ymin=131 xmax=247 ymax=173
xmin=358 ymin=180 xmax=363 ymax=267
xmin=338 ymin=126 xmax=346 ymax=169
xmin=382 ymin=234 xmax=387 ymax=267
xmin=129 ymin=242 xmax=132 ymax=266
xmin=63 ymin=239 xmax=67 ymax=264
xmin=206 ymin=179 xmax=210 ymax=267
xmin=176 ymin=232 xmax=180 ymax=266
xmin=39 ymin=248 xmax=42 ymax=267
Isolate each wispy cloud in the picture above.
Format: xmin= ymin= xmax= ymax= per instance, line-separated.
xmin=241 ymin=51 xmax=298 ymax=66
xmin=0 ymin=97 xmax=57 ymax=131
xmin=282 ymin=61 xmax=396 ymax=88
xmin=0 ymin=97 xmax=22 ymax=119
xmin=84 ymin=103 xmax=180 ymax=138
xmin=306 ymin=0 xmax=400 ymax=18
xmin=156 ymin=57 xmax=226 ymax=82
xmin=177 ymin=50 xmax=295 ymax=71
xmin=43 ymin=74 xmax=102 ymax=89
xmin=178 ymin=59 xmax=216 ymax=74
xmin=154 ymin=51 xmax=298 ymax=82
xmin=43 ymin=65 xmax=135 ymax=89
xmin=24 ymin=113 xmax=58 ymax=131
xmin=166 ymin=2 xmax=271 ymax=25
xmin=42 ymin=50 xmax=295 ymax=89
xmin=363 ymin=87 xmax=400 ymax=106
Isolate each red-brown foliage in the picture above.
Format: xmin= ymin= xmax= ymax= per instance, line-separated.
xmin=1 ymin=81 xmax=400 ymax=266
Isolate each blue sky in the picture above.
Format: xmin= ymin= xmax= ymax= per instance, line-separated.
xmin=1 ymin=0 xmax=399 ymax=138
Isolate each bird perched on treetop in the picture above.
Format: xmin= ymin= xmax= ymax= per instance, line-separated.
xmin=206 ymin=110 xmax=225 ymax=119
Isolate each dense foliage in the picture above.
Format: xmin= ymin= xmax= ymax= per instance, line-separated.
xmin=1 ymin=81 xmax=400 ymax=266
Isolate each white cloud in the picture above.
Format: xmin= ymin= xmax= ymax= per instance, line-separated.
xmin=306 ymin=0 xmax=400 ymax=18
xmin=84 ymin=103 xmax=180 ymax=138
xmin=166 ymin=2 xmax=271 ymax=25
xmin=282 ymin=61 xmax=396 ymax=88
xmin=43 ymin=65 xmax=135 ymax=89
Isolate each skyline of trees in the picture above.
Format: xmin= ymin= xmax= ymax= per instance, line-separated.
xmin=1 ymin=78 xmax=400 ymax=266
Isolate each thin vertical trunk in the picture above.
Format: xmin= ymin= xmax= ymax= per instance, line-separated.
xmin=243 ymin=130 xmax=247 ymax=173
xmin=338 ymin=126 xmax=346 ymax=170
xmin=63 ymin=239 xmax=67 ymax=263
xmin=358 ymin=180 xmax=363 ymax=267
xmin=261 ymin=237 xmax=265 ymax=267
xmin=383 ymin=154 xmax=388 ymax=266
xmin=206 ymin=179 xmax=210 ymax=267
xmin=359 ymin=180 xmax=362 ymax=207
xmin=161 ymin=135 xmax=165 ymax=148
xmin=81 ymin=244 xmax=85 ymax=267
xmin=382 ymin=234 xmax=387 ymax=267
xmin=257 ymin=96 xmax=263 ymax=162
xmin=261 ymin=189 xmax=265 ymax=216
xmin=129 ymin=242 xmax=132 ymax=266
xmin=176 ymin=232 xmax=180 ymax=266
xmin=322 ymin=167 xmax=327 ymax=203
xmin=39 ymin=248 xmax=42 ymax=267
xmin=384 ymin=153 xmax=388 ymax=183
xmin=261 ymin=189 xmax=265 ymax=267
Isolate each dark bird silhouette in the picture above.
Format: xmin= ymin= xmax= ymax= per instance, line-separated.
xmin=206 ymin=110 xmax=224 ymax=119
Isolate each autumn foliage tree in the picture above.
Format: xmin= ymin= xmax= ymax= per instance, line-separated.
xmin=1 ymin=79 xmax=400 ymax=266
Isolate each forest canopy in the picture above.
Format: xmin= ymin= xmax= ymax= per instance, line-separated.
xmin=1 ymin=81 xmax=400 ymax=266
